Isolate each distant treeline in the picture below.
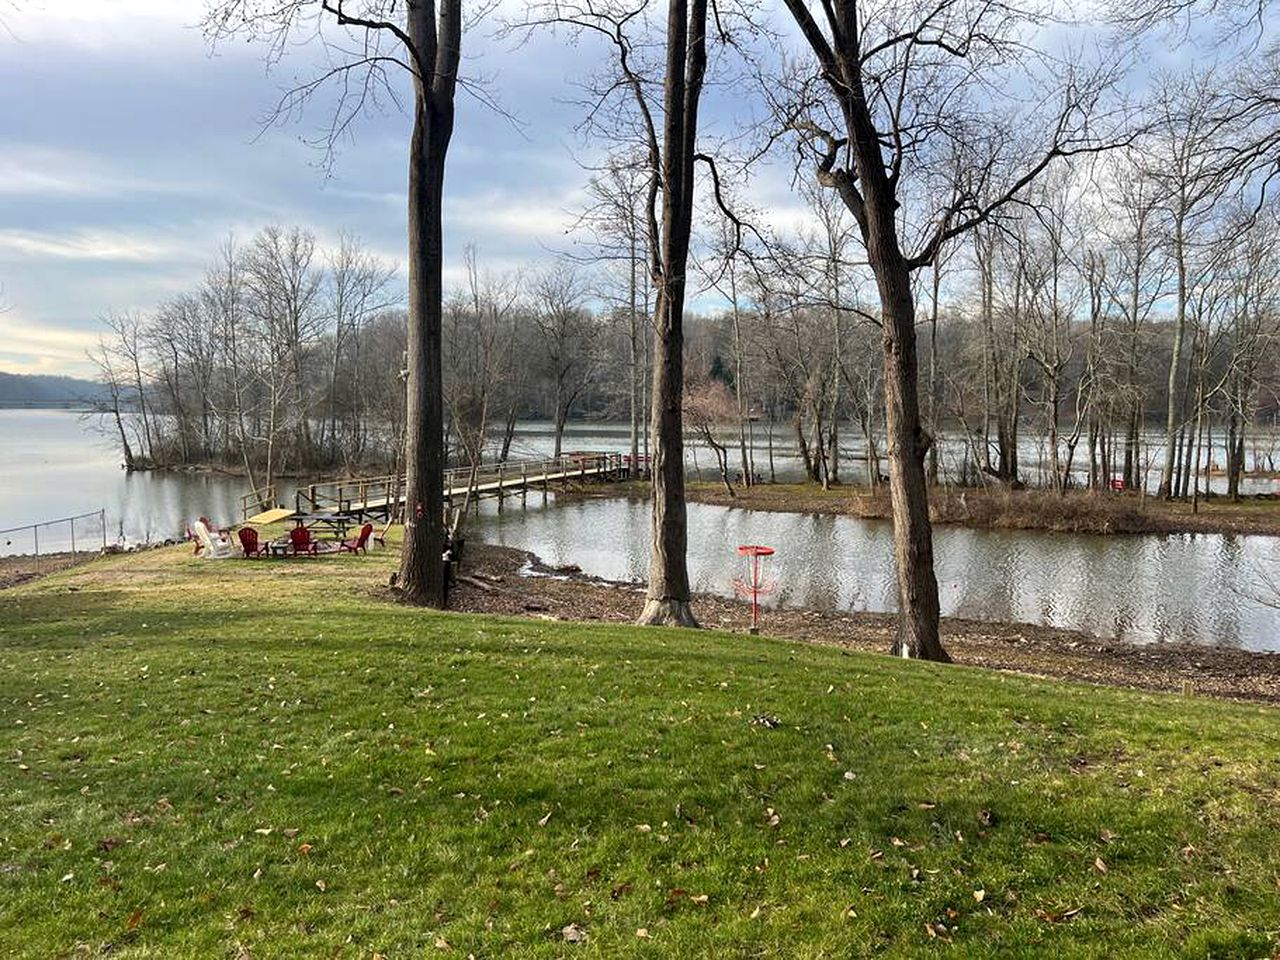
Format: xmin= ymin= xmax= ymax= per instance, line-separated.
xmin=92 ymin=214 xmax=1280 ymax=497
xmin=0 ymin=371 xmax=107 ymax=406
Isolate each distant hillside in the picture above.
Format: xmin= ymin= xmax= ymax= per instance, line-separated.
xmin=0 ymin=371 xmax=108 ymax=406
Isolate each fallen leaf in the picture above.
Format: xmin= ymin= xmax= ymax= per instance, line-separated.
xmin=315 ymin=879 xmax=327 ymax=892
xmin=126 ymin=909 xmax=143 ymax=931
xmin=1035 ymin=906 xmax=1083 ymax=924
xmin=635 ymin=928 xmax=650 ymax=939
xmin=433 ymin=935 xmax=451 ymax=950
xmin=690 ymin=894 xmax=709 ymax=905
xmin=635 ymin=824 xmax=651 ymax=833
xmin=1099 ymin=829 xmax=1116 ymax=843
xmin=282 ymin=828 xmax=300 ymax=839
xmin=1094 ymin=857 xmax=1108 ymax=874
xmin=297 ymin=843 xmax=313 ymax=856
xmin=973 ymin=889 xmax=986 ymax=903
xmin=749 ymin=905 xmax=762 ymax=919
xmin=538 ymin=811 xmax=553 ymax=827
xmin=561 ymin=923 xmax=588 ymax=943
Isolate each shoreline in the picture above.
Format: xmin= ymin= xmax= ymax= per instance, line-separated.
xmin=561 ymin=479 xmax=1280 ymax=537
xmin=451 ymin=542 xmax=1280 ymax=704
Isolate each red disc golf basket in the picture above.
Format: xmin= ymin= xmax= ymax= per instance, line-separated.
xmin=733 ymin=545 xmax=777 ymax=633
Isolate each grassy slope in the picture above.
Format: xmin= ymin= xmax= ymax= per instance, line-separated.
xmin=2 ymin=547 xmax=1279 ymax=958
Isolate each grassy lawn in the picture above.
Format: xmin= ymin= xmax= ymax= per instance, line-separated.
xmin=3 ymin=545 xmax=1280 ymax=957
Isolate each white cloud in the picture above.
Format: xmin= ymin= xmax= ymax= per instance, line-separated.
xmin=0 ymin=228 xmax=173 ymax=262
xmin=0 ymin=311 xmax=99 ymax=375
xmin=0 ymin=145 xmax=207 ymax=199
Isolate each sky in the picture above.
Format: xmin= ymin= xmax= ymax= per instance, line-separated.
xmin=0 ymin=1 xmax=1218 ymax=377
xmin=0 ymin=0 xmax=799 ymax=376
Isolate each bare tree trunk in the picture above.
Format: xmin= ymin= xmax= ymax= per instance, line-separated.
xmin=876 ymin=252 xmax=949 ymax=662
xmin=1160 ymin=215 xmax=1188 ymax=498
xmin=638 ymin=0 xmax=707 ymax=628
xmin=629 ymin=231 xmax=642 ymax=477
xmin=399 ymin=1 xmax=461 ymax=607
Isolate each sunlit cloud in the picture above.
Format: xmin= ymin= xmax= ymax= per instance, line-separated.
xmin=0 ymin=312 xmax=100 ymax=375
xmin=0 ymin=229 xmax=174 ymax=262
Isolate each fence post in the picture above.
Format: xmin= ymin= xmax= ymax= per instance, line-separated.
xmin=101 ymin=509 xmax=108 ymax=552
xmin=70 ymin=517 xmax=76 ymax=557
xmin=33 ymin=525 xmax=39 ymax=573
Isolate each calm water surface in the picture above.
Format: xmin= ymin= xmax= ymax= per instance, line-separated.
xmin=4 ymin=409 xmax=1280 ymax=651
xmin=475 ymin=496 xmax=1280 ymax=652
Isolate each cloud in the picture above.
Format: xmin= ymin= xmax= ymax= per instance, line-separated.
xmin=0 ymin=311 xmax=100 ymax=375
xmin=0 ymin=228 xmax=176 ymax=262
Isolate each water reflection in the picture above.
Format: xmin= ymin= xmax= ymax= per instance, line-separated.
xmin=474 ymin=495 xmax=1280 ymax=652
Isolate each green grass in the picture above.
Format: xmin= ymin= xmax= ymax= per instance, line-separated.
xmin=3 ymin=547 xmax=1280 ymax=957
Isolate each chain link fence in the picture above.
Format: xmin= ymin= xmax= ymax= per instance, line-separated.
xmin=0 ymin=509 xmax=108 ymax=581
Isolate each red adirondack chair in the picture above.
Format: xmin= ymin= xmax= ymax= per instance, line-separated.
xmin=289 ymin=525 xmax=318 ymax=556
xmin=238 ymin=527 xmax=268 ymax=558
xmin=340 ymin=523 xmax=374 ymax=555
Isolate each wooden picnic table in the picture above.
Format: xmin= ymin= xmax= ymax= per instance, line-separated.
xmin=294 ymin=513 xmax=356 ymax=539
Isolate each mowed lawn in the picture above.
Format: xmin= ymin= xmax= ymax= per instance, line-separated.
xmin=2 ymin=545 xmax=1280 ymax=958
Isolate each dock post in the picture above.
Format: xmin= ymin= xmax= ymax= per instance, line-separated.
xmin=521 ymin=465 xmax=528 ymax=504
xmin=497 ymin=465 xmax=505 ymax=513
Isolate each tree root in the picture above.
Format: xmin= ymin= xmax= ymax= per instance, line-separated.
xmin=636 ymin=598 xmax=701 ymax=628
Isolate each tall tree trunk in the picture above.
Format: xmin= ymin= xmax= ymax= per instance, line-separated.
xmin=1159 ymin=214 xmax=1188 ymax=497
xmin=875 ymin=253 xmax=949 ymax=661
xmin=399 ymin=0 xmax=460 ymax=607
xmin=629 ymin=230 xmax=642 ymax=477
xmin=638 ymin=0 xmax=707 ymax=628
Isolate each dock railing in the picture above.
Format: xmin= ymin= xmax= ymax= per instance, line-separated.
xmin=240 ymin=484 xmax=278 ymax=521
xmin=279 ymin=453 xmax=636 ymax=520
xmin=0 ymin=508 xmax=108 ymax=570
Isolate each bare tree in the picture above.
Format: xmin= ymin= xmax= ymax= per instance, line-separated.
xmin=531 ymin=266 xmax=597 ymax=458
xmin=204 ymin=0 xmax=462 ymax=606
xmin=777 ymin=0 xmax=1122 ymax=660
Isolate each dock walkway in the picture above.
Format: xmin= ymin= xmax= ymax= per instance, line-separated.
xmin=241 ymin=452 xmax=645 ymax=524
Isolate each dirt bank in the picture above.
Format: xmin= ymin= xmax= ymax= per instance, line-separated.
xmin=672 ymin=482 xmax=1280 ymax=537
xmin=451 ymin=542 xmax=1280 ymax=705
xmin=0 ymin=552 xmax=93 ymax=590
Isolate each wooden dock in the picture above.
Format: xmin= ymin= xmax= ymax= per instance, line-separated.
xmin=241 ymin=452 xmax=646 ymax=523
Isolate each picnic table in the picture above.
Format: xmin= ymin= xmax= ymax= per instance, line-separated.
xmin=293 ymin=513 xmax=356 ymax=539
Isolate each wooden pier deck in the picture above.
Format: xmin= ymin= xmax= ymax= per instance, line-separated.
xmin=241 ymin=452 xmax=646 ymax=524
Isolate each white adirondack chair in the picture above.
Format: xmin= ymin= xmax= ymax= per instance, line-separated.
xmin=192 ymin=519 xmax=232 ymax=559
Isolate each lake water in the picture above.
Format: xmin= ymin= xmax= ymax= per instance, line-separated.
xmin=3 ymin=408 xmax=1279 ymax=651
xmin=474 ymin=496 xmax=1280 ymax=652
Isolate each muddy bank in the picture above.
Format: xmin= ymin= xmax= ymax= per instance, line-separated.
xmin=672 ymin=482 xmax=1280 ymax=537
xmin=0 ymin=552 xmax=94 ymax=590
xmin=451 ymin=542 xmax=1280 ymax=705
